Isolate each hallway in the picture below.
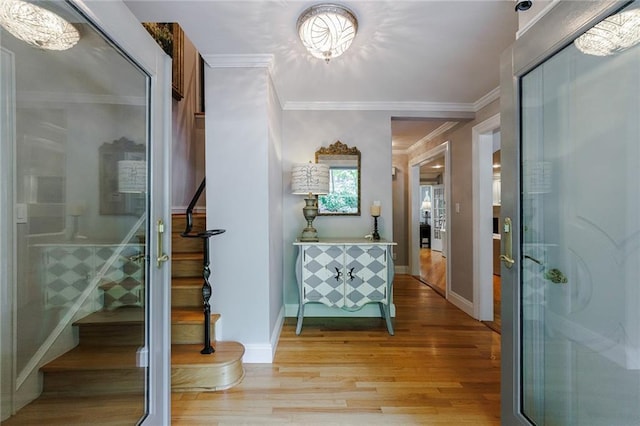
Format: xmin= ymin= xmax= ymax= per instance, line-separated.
xmin=419 ymin=248 xmax=501 ymax=333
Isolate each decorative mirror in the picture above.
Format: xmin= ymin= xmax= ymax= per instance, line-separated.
xmin=315 ymin=141 xmax=361 ymax=216
xmin=99 ymin=137 xmax=146 ymax=215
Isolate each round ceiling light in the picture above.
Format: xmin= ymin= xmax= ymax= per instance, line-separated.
xmin=297 ymin=3 xmax=358 ymax=63
xmin=0 ymin=0 xmax=80 ymax=51
xmin=574 ymin=9 xmax=640 ymax=56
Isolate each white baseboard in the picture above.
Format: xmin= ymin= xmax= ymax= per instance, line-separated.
xmin=239 ymin=306 xmax=285 ymax=364
xmin=395 ymin=265 xmax=409 ymax=274
xmin=447 ymin=290 xmax=474 ymax=318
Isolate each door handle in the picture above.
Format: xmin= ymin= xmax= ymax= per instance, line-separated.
xmin=156 ymin=219 xmax=169 ymax=268
xmin=499 ymin=217 xmax=515 ymax=269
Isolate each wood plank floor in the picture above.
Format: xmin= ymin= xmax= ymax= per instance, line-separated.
xmin=172 ymin=275 xmax=501 ymax=425
xmin=419 ymin=248 xmax=501 ymax=334
xmin=2 ymin=275 xmax=501 ymax=425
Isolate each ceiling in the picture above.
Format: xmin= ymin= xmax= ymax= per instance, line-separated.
xmin=123 ymin=1 xmax=518 ymax=151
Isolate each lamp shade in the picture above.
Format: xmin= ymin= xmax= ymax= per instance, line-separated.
xmin=297 ymin=3 xmax=358 ymax=62
xmin=118 ymin=160 xmax=147 ymax=193
xmin=291 ymin=163 xmax=330 ymax=195
xmin=0 ymin=0 xmax=80 ymax=50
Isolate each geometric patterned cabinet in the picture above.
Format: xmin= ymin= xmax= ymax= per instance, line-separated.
xmin=294 ymin=239 xmax=396 ymax=335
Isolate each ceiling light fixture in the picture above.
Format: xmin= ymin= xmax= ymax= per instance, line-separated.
xmin=574 ymin=9 xmax=640 ymax=56
xmin=0 ymin=0 xmax=80 ymax=50
xmin=297 ymin=3 xmax=357 ymax=63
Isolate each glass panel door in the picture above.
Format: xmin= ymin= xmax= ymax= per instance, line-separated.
xmin=518 ymin=2 xmax=640 ymax=424
xmin=0 ymin=1 xmax=156 ymax=423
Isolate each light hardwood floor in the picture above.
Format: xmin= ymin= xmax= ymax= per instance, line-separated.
xmin=419 ymin=248 xmax=501 ymax=334
xmin=2 ymin=275 xmax=500 ymax=425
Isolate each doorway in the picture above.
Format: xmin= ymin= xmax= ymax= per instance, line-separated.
xmin=410 ymin=143 xmax=451 ymax=299
xmin=472 ymin=113 xmax=501 ymax=331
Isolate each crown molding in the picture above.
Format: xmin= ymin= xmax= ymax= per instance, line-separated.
xmin=404 ymin=121 xmax=459 ymax=155
xmin=473 ymin=87 xmax=500 ymax=111
xmin=283 ymin=100 xmax=476 ymax=115
xmin=202 ymin=54 xmax=275 ymax=73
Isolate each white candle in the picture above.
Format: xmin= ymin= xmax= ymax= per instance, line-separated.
xmin=370 ymin=202 xmax=381 ymax=217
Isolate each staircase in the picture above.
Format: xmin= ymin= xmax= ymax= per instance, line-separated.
xmin=170 ymin=212 xmax=245 ymax=391
xmin=36 ymin=213 xmax=244 ymax=404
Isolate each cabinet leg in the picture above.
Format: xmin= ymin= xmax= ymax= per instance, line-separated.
xmin=296 ymin=304 xmax=305 ymax=335
xmin=380 ymin=303 xmax=394 ymax=335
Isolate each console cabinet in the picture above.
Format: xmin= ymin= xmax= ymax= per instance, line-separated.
xmin=293 ymin=239 xmax=396 ymax=335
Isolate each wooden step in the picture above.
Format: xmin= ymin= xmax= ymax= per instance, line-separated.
xmin=172 ymin=232 xmax=204 ymax=253
xmin=74 ymin=307 xmax=144 ymax=346
xmin=171 ymin=342 xmax=245 ymax=392
xmin=172 ymin=277 xmax=203 ymax=308
xmin=171 ymin=252 xmax=204 ymax=278
xmin=172 ymin=213 xmax=207 ymax=232
xmin=41 ymin=345 xmax=144 ymax=396
xmin=172 ymin=307 xmax=220 ymax=345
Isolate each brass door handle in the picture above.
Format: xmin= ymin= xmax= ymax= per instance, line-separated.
xmin=500 ymin=217 xmax=515 ymax=269
xmin=157 ymin=219 xmax=169 ymax=268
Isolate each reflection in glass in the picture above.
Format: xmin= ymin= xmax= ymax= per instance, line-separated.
xmin=520 ymin=3 xmax=640 ymax=424
xmin=1 ymin=0 xmax=149 ymax=422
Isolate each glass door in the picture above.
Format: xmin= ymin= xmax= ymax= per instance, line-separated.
xmin=0 ymin=1 xmax=171 ymax=424
xmin=502 ymin=1 xmax=640 ymax=424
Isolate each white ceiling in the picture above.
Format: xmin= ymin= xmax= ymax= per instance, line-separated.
xmin=124 ymin=0 xmax=518 ymax=150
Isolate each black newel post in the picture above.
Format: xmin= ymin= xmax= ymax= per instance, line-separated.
xmin=200 ymin=236 xmax=214 ymax=354
xmin=198 ymin=229 xmax=226 ymax=355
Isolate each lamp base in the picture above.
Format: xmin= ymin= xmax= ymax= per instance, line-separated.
xmin=299 ymin=196 xmax=320 ymax=242
xmin=299 ymin=226 xmax=319 ymax=242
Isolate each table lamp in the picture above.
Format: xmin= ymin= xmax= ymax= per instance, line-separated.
xmin=291 ymin=162 xmax=330 ymax=242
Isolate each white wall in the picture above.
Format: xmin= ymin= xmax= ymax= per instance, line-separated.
xmin=267 ymin=76 xmax=284 ymax=354
xmin=205 ymin=65 xmax=279 ymax=362
xmin=282 ymin=110 xmax=394 ymax=310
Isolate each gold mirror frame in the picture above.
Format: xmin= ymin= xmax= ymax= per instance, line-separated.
xmin=315 ymin=141 xmax=361 ymax=216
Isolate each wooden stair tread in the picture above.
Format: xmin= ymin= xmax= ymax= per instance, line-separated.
xmin=172 ymin=307 xmax=220 ymax=324
xmin=74 ymin=307 xmax=143 ymax=326
xmin=42 ymin=345 xmax=140 ymax=371
xmin=171 ymin=342 xmax=244 ymax=366
xmin=172 ymin=252 xmax=204 ymax=261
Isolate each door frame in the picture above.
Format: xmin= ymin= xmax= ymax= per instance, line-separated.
xmin=409 ymin=142 xmax=451 ymax=298
xmin=0 ymin=47 xmax=16 ymax=422
xmin=73 ymin=1 xmax=172 ymax=424
xmin=472 ymin=113 xmax=500 ymax=321
xmin=500 ymin=1 xmax=625 ymax=424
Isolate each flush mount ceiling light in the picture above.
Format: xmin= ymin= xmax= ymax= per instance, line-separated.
xmin=297 ymin=3 xmax=357 ymax=63
xmin=0 ymin=0 xmax=80 ymax=50
xmin=574 ymin=9 xmax=640 ymax=56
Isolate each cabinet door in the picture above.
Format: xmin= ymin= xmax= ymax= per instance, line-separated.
xmin=301 ymin=245 xmax=345 ymax=308
xmin=344 ymin=245 xmax=387 ymax=309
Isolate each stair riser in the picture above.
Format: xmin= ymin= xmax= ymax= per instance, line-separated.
xmin=172 ymin=260 xmax=203 ymax=278
xmin=172 ymin=235 xmax=203 ymax=253
xmin=78 ymin=325 xmax=144 ymax=346
xmin=43 ymin=369 xmax=144 ymax=396
xmin=172 ymin=214 xmax=207 ymax=231
xmin=172 ymin=323 xmax=215 ymax=345
xmin=172 ymin=287 xmax=203 ymax=308
xmin=171 ymin=361 xmax=244 ymax=392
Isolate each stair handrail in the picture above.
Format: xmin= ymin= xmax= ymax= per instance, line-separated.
xmin=181 ymin=177 xmax=206 ymax=237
